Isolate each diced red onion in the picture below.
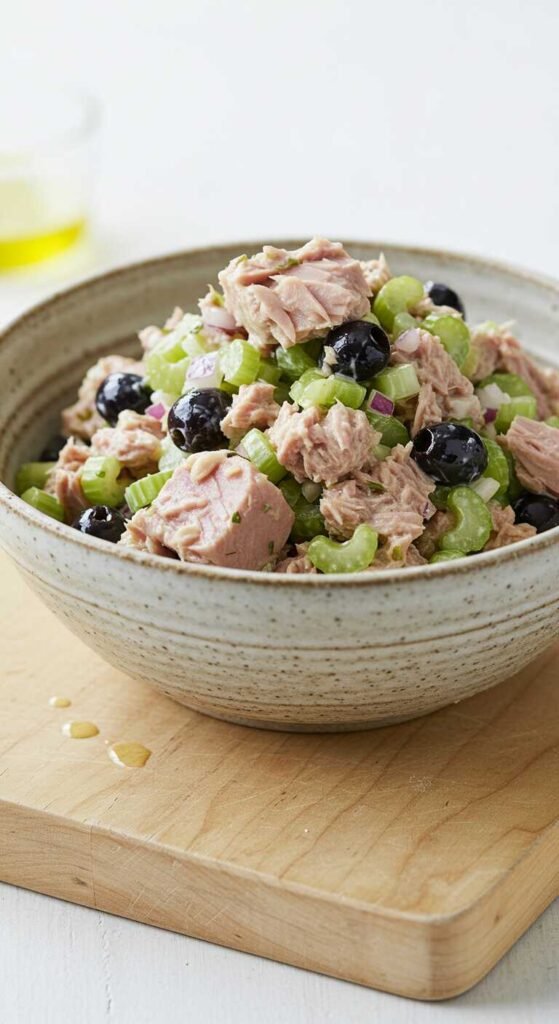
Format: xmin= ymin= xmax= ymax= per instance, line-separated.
xmin=368 ymin=391 xmax=394 ymax=416
xmin=394 ymin=329 xmax=421 ymax=354
xmin=202 ymin=305 xmax=237 ymax=332
xmin=484 ymin=407 xmax=497 ymax=423
xmin=186 ymin=352 xmax=223 ymax=390
xmin=146 ymin=402 xmax=166 ymax=420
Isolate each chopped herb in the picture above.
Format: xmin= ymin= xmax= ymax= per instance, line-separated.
xmin=287 ymin=257 xmax=300 ymax=267
xmin=392 ymin=545 xmax=403 ymax=561
xmin=268 ymin=540 xmax=275 ymax=554
xmin=231 ymin=511 xmax=241 ymax=524
xmin=262 ymin=503 xmax=272 ymax=513
xmin=367 ymin=482 xmax=385 ymax=492
xmin=225 ymin=550 xmax=237 ymax=556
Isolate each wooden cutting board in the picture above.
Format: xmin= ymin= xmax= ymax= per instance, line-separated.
xmin=0 ymin=553 xmax=558 ymax=1001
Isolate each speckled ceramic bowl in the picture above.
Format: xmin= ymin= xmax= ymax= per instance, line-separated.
xmin=1 ymin=242 xmax=559 ymax=731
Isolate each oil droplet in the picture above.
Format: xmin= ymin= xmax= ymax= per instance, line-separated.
xmin=108 ymin=742 xmax=152 ymax=768
xmin=62 ymin=721 xmax=100 ymax=739
xmin=49 ymin=696 xmax=72 ymax=708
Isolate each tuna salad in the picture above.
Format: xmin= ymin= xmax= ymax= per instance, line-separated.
xmin=16 ymin=237 xmax=559 ymax=573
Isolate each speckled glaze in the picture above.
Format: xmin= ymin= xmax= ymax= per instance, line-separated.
xmin=1 ymin=242 xmax=559 ymax=731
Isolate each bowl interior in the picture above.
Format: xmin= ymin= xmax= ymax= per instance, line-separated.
xmin=1 ymin=241 xmax=559 ymax=492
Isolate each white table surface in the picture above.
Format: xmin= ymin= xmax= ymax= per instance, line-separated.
xmin=1 ymin=1 xmax=558 ymax=1020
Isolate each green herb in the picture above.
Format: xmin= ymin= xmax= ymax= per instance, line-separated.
xmin=262 ymin=503 xmax=272 ymax=512
xmin=231 ymin=511 xmax=241 ymax=524
xmin=268 ymin=541 xmax=274 ymax=554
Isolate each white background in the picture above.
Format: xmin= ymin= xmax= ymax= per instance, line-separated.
xmin=1 ymin=1 xmax=558 ymax=1021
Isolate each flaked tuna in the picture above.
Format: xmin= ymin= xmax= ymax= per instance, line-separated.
xmin=45 ymin=438 xmax=90 ymax=521
xmin=359 ymin=253 xmax=392 ymax=295
xmin=91 ymin=411 xmax=164 ymax=474
xmin=275 ymin=543 xmax=317 ymax=574
xmin=138 ymin=307 xmax=186 ymax=353
xmin=122 ymin=454 xmax=293 ymax=570
xmin=470 ymin=323 xmax=559 ymax=417
xmin=218 ymin=237 xmax=370 ymax=350
xmin=320 ymin=443 xmax=435 ymax=559
xmin=221 ymin=382 xmax=280 ymax=440
xmin=268 ymin=402 xmax=378 ymax=486
xmin=391 ymin=329 xmax=482 ymax=435
xmin=61 ymin=355 xmax=145 ymax=441
xmin=502 ymin=417 xmax=559 ymax=497
xmin=484 ymin=502 xmax=537 ymax=551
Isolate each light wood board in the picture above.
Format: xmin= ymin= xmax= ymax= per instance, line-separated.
xmin=0 ymin=553 xmax=557 ymax=1000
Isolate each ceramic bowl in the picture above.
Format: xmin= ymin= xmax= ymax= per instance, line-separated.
xmin=1 ymin=241 xmax=559 ymax=732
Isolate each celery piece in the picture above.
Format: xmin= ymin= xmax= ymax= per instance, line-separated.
xmin=373 ymin=444 xmax=391 ymax=461
xmin=430 ymin=550 xmax=466 ymax=563
xmin=546 ymin=415 xmax=559 ymax=429
xmin=145 ymin=343 xmax=189 ymax=396
xmin=15 ymin=461 xmax=56 ymax=496
xmin=82 ymin=456 xmax=126 ymax=508
xmin=220 ymin=339 xmax=260 ymax=387
xmin=276 ymin=344 xmax=316 ymax=382
xmin=273 ymin=382 xmax=291 ymax=405
xmin=479 ymin=372 xmax=534 ymax=399
xmin=373 ymin=276 xmax=424 ymax=332
xmin=373 ymin=363 xmax=420 ymax=401
xmin=298 ymin=375 xmax=366 ymax=411
xmin=423 ymin=314 xmax=471 ymax=368
xmin=278 ymin=478 xmax=302 ymax=509
xmin=289 ymin=369 xmax=324 ymax=404
xmin=502 ymin=448 xmax=524 ymax=503
xmin=290 ymin=497 xmax=326 ymax=542
xmin=392 ymin=311 xmax=418 ymax=340
xmin=480 ymin=438 xmax=510 ymax=504
xmin=308 ymin=524 xmax=378 ymax=573
xmin=125 ymin=471 xmax=173 ymax=514
xmin=361 ymin=310 xmax=382 ymax=327
xmin=20 ymin=487 xmax=64 ymax=522
xmin=257 ymin=359 xmax=282 ymax=386
xmin=461 ymin=344 xmax=479 ymax=381
xmin=158 ymin=435 xmax=187 ymax=472
xmin=365 ymin=410 xmax=409 ymax=447
xmin=439 ymin=486 xmax=492 ymax=553
xmin=495 ymin=396 xmax=537 ymax=433
xmin=432 ymin=485 xmax=452 ymax=510
xmin=241 ymin=429 xmax=287 ymax=483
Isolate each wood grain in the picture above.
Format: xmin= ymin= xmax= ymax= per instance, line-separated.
xmin=0 ymin=553 xmax=557 ymax=1000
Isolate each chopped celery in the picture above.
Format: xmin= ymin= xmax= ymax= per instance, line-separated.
xmin=276 ymin=344 xmax=316 ymax=381
xmin=373 ymin=276 xmax=424 ymax=332
xmin=241 ymin=429 xmax=287 ymax=483
xmin=308 ymin=524 xmax=378 ymax=573
xmin=158 ymin=435 xmax=187 ymax=471
xmin=289 ymin=369 xmax=324 ymax=404
xmin=430 ymin=550 xmax=466 ymax=563
xmin=257 ymin=359 xmax=282 ymax=386
xmin=365 ymin=410 xmax=409 ymax=447
xmin=480 ymin=438 xmax=509 ymax=503
xmin=503 ymin=448 xmax=524 ymax=502
xmin=145 ymin=336 xmax=189 ymax=396
xmin=279 ymin=477 xmax=302 ymax=509
xmin=495 ymin=395 xmax=537 ymax=433
xmin=422 ymin=314 xmax=471 ymax=368
xmin=361 ymin=310 xmax=382 ymax=327
xmin=297 ymin=375 xmax=366 ymax=410
xmin=182 ymin=331 xmax=207 ymax=360
xmin=82 ymin=456 xmax=126 ymax=507
xmin=125 ymin=470 xmax=173 ymax=514
xmin=546 ymin=416 xmax=559 ymax=429
xmin=21 ymin=487 xmax=64 ymax=522
xmin=373 ymin=443 xmax=391 ymax=461
xmin=290 ymin=497 xmax=326 ymax=542
xmin=478 ymin=372 xmax=534 ymax=399
xmin=15 ymin=461 xmax=56 ymax=496
xmin=460 ymin=344 xmax=479 ymax=380
xmin=273 ymin=382 xmax=292 ymax=405
xmin=392 ymin=311 xmax=418 ymax=339
xmin=373 ymin=363 xmax=420 ymax=401
xmin=220 ymin=339 xmax=260 ymax=387
xmin=439 ymin=486 xmax=492 ymax=553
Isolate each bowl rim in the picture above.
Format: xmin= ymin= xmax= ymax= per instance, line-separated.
xmin=1 ymin=238 xmax=559 ymax=588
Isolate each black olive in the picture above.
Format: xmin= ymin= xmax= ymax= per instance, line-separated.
xmin=168 ymin=388 xmax=232 ymax=453
xmin=411 ymin=422 xmax=487 ymax=485
xmin=426 ymin=282 xmax=466 ymax=318
xmin=95 ymin=373 xmax=153 ymax=426
xmin=512 ymin=493 xmax=559 ymax=533
xmin=72 ymin=505 xmax=127 ymax=543
xmin=320 ymin=320 xmax=391 ymax=382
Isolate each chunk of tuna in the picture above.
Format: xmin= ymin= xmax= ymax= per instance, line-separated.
xmin=391 ymin=329 xmax=482 ymax=434
xmin=138 ymin=307 xmax=186 ymax=353
xmin=366 ymin=541 xmax=428 ymax=570
xmin=198 ymin=287 xmax=243 ymax=348
xmin=268 ymin=402 xmax=378 ymax=486
xmin=61 ymin=355 xmax=145 ymax=441
xmin=275 ymin=543 xmax=317 ymax=574
xmin=359 ymin=253 xmax=392 ymax=295
xmin=484 ymin=502 xmax=537 ymax=551
xmin=502 ymin=417 xmax=559 ymax=497
xmin=470 ymin=323 xmax=559 ymax=417
xmin=218 ymin=237 xmax=370 ymax=349
xmin=90 ymin=411 xmax=164 ymax=474
xmin=122 ymin=454 xmax=293 ymax=569
xmin=221 ymin=382 xmax=280 ymax=440
xmin=45 ymin=438 xmax=90 ymax=521
xmin=415 ymin=509 xmax=455 ymax=559
xmin=320 ymin=444 xmax=435 ymax=558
